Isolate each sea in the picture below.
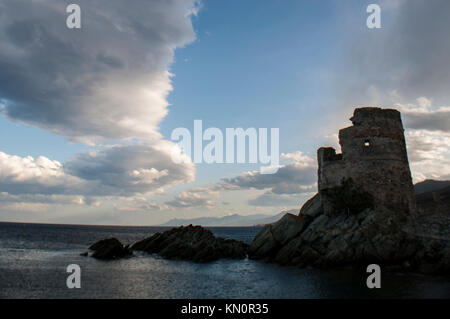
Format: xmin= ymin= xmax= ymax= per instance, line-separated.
xmin=0 ymin=222 xmax=448 ymax=299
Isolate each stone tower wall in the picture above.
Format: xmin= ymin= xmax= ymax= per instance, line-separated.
xmin=318 ymin=107 xmax=415 ymax=216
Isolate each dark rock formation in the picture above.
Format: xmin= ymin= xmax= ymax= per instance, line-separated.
xmin=416 ymin=185 xmax=450 ymax=216
xmin=249 ymin=213 xmax=307 ymax=259
xmin=250 ymin=196 xmax=422 ymax=269
xmin=88 ymin=238 xmax=133 ymax=260
xmin=131 ymin=225 xmax=249 ymax=262
xmin=249 ymin=107 xmax=449 ymax=275
xmin=413 ymin=184 xmax=450 ymax=274
xmin=85 ymin=226 xmax=249 ymax=262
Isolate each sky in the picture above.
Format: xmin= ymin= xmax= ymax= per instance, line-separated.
xmin=0 ymin=0 xmax=450 ymax=225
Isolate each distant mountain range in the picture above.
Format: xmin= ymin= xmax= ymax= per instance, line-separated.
xmin=161 ymin=210 xmax=297 ymax=227
xmin=414 ymin=179 xmax=450 ymax=194
xmin=415 ymin=179 xmax=450 ymax=213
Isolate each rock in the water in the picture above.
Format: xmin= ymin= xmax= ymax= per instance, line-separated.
xmin=89 ymin=238 xmax=132 ymax=260
xmin=132 ymin=225 xmax=248 ymax=262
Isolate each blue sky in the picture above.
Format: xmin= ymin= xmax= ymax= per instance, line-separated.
xmin=163 ymin=0 xmax=346 ymax=179
xmin=0 ymin=0 xmax=450 ymax=225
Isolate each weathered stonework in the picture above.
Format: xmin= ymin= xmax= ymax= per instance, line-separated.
xmin=318 ymin=107 xmax=416 ymax=217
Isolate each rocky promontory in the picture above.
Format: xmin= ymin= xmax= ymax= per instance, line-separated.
xmin=249 ymin=194 xmax=449 ymax=274
xmin=249 ymin=108 xmax=450 ymax=275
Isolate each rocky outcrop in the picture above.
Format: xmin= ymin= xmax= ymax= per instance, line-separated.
xmin=249 ymin=213 xmax=307 ymax=259
xmin=249 ymin=107 xmax=449 ymax=275
xmin=85 ymin=225 xmax=249 ymax=262
xmin=250 ymin=196 xmax=424 ymax=269
xmin=88 ymin=238 xmax=133 ymax=260
xmin=299 ymin=193 xmax=323 ymax=219
xmin=412 ymin=185 xmax=450 ymax=274
xmin=131 ymin=225 xmax=248 ymax=262
xmin=250 ymin=195 xmax=450 ymax=274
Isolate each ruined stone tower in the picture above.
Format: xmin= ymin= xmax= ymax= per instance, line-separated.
xmin=317 ymin=107 xmax=415 ymax=216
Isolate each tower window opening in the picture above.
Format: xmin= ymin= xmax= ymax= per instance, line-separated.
xmin=364 ymin=140 xmax=371 ymax=147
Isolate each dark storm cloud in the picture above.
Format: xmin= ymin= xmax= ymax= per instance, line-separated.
xmin=324 ymin=0 xmax=450 ymax=182
xmin=330 ymin=0 xmax=450 ymax=114
xmin=403 ymin=110 xmax=450 ymax=133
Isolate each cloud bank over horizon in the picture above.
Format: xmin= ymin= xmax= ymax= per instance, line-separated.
xmin=0 ymin=142 xmax=195 ymax=203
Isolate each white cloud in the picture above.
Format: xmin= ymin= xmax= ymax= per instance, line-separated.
xmin=165 ymin=151 xmax=318 ymax=209
xmin=281 ymin=151 xmax=315 ymax=166
xmin=65 ymin=141 xmax=196 ymax=196
xmin=405 ymin=129 xmax=450 ymax=182
xmin=395 ymin=99 xmax=450 ymax=133
xmin=166 ymin=187 xmax=218 ymax=208
xmin=0 ymin=0 xmax=201 ymax=216
xmin=0 ymin=151 xmax=84 ymax=194
xmin=0 ymin=142 xmax=195 ymax=198
xmin=115 ymin=197 xmax=170 ymax=212
xmin=382 ymin=97 xmax=450 ymax=182
xmin=218 ymin=151 xmax=317 ymax=195
xmin=0 ymin=0 xmax=199 ymax=144
xmin=0 ymin=192 xmax=90 ymax=205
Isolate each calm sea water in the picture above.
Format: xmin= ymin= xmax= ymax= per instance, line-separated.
xmin=0 ymin=222 xmax=448 ymax=299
